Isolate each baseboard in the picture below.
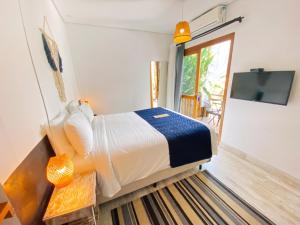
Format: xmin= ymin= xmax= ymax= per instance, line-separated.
xmin=219 ymin=142 xmax=300 ymax=187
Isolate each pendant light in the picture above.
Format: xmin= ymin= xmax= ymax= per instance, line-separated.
xmin=173 ymin=1 xmax=191 ymax=44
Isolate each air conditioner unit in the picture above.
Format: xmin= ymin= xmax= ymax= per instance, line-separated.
xmin=190 ymin=5 xmax=227 ymax=34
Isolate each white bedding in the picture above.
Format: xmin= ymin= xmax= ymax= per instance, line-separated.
xmin=80 ymin=111 xmax=217 ymax=197
xmin=90 ymin=112 xmax=169 ymax=197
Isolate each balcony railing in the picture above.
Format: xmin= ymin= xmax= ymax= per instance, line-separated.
xmin=180 ymin=95 xmax=200 ymax=118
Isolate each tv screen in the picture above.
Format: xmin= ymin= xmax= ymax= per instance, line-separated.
xmin=230 ymin=71 xmax=295 ymax=105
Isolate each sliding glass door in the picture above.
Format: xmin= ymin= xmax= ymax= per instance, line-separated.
xmin=181 ymin=33 xmax=235 ymax=140
xmin=181 ymin=54 xmax=199 ymax=117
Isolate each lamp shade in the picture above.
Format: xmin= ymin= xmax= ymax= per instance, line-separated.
xmin=79 ymin=99 xmax=89 ymax=105
xmin=46 ymin=154 xmax=74 ymax=188
xmin=173 ymin=21 xmax=192 ymax=44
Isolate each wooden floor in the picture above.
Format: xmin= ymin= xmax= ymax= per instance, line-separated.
xmin=98 ymin=148 xmax=300 ymax=225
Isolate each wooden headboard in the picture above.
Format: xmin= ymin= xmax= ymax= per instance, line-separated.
xmin=3 ymin=136 xmax=55 ymax=225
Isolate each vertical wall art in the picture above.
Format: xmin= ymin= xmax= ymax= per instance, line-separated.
xmin=40 ymin=17 xmax=66 ymax=102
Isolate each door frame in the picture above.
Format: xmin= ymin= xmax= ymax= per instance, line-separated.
xmin=150 ymin=61 xmax=160 ymax=108
xmin=184 ymin=32 xmax=235 ymax=142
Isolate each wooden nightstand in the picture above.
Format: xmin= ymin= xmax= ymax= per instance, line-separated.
xmin=43 ymin=172 xmax=97 ymax=225
xmin=0 ymin=202 xmax=13 ymax=223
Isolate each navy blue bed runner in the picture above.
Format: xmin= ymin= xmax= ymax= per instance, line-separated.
xmin=135 ymin=107 xmax=212 ymax=167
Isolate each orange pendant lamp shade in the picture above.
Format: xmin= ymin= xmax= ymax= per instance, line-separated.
xmin=173 ymin=21 xmax=192 ymax=44
xmin=47 ymin=154 xmax=74 ymax=188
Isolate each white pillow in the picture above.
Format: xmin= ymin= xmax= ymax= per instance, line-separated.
xmin=79 ymin=103 xmax=94 ymax=123
xmin=66 ymin=100 xmax=80 ymax=114
xmin=64 ymin=111 xmax=94 ymax=157
xmin=47 ymin=111 xmax=76 ymax=158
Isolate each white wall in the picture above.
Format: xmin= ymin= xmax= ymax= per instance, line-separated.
xmin=66 ymin=24 xmax=171 ymax=114
xmin=186 ymin=0 xmax=300 ymax=179
xmin=0 ymin=0 xmax=79 ymax=183
xmin=19 ymin=0 xmax=80 ymax=119
xmin=158 ymin=62 xmax=169 ymax=108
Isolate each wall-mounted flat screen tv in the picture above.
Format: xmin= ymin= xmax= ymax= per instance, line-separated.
xmin=230 ymin=71 xmax=295 ymax=105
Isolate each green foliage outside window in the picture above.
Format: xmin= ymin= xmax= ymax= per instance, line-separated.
xmin=198 ymin=47 xmax=214 ymax=98
xmin=182 ymin=48 xmax=214 ymax=97
xmin=182 ymin=54 xmax=197 ymax=95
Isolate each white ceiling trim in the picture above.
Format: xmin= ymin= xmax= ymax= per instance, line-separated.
xmin=65 ymin=21 xmax=174 ymax=36
xmin=51 ymin=0 xmax=234 ymax=34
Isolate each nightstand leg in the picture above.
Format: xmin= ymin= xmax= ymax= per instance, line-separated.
xmin=92 ymin=207 xmax=97 ymax=225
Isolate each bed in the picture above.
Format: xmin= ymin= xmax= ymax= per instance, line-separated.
xmin=48 ymin=105 xmax=218 ymax=203
xmin=47 ymin=105 xmax=217 ymax=203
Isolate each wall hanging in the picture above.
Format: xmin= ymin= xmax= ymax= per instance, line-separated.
xmin=40 ymin=17 xmax=66 ymax=102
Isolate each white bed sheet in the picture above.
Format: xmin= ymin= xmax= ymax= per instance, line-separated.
xmin=78 ymin=110 xmax=217 ymax=198
xmin=91 ymin=112 xmax=169 ymax=197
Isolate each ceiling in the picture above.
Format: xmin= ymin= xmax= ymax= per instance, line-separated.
xmin=52 ymin=0 xmax=233 ymax=34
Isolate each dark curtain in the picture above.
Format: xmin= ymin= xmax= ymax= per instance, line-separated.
xmin=174 ymin=43 xmax=185 ymax=112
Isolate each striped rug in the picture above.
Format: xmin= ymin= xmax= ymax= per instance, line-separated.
xmin=111 ymin=170 xmax=275 ymax=225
